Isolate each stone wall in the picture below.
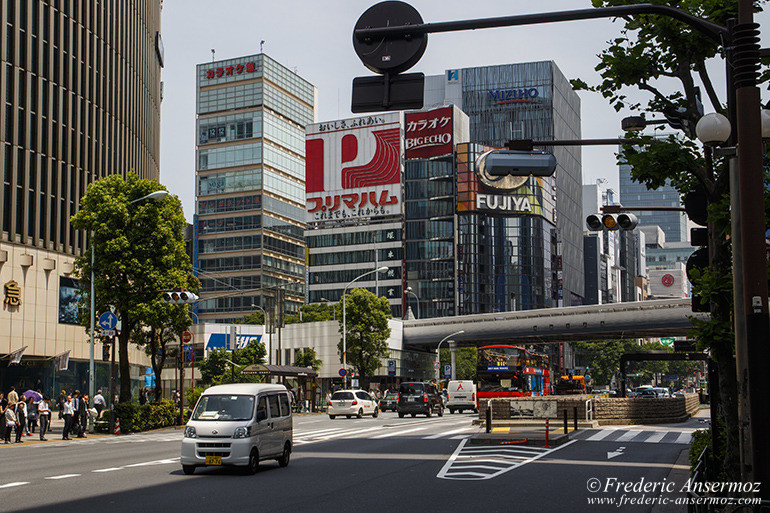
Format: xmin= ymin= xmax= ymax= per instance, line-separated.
xmin=478 ymin=393 xmax=700 ymax=424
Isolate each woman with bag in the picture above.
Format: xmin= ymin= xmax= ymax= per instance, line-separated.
xmin=3 ymin=401 xmax=16 ymax=444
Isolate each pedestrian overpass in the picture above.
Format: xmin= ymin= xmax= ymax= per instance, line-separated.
xmin=402 ymin=298 xmax=705 ymax=349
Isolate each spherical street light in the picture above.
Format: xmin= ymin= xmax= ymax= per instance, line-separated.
xmin=695 ymin=113 xmax=731 ymax=146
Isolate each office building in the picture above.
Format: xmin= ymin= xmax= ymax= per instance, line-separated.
xmin=1 ymin=0 xmax=163 ymax=392
xmin=194 ymin=54 xmax=316 ymax=325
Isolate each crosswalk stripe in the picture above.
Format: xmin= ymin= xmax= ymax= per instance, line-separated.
xmin=424 ymin=427 xmax=474 ymax=439
xmin=674 ymin=432 xmax=692 ymax=444
xmin=585 ymin=429 xmax=615 ymax=441
xmin=644 ymin=431 xmax=667 ymax=443
xmin=615 ymin=430 xmax=644 ymax=442
xmin=371 ymin=426 xmax=429 ymax=439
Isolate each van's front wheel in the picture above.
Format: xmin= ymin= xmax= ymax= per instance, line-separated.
xmin=182 ymin=465 xmax=196 ymax=475
xmin=247 ymin=449 xmax=259 ymax=475
xmin=278 ymin=442 xmax=291 ymax=468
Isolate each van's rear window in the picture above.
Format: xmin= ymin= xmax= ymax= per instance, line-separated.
xmin=399 ymin=384 xmax=424 ymax=394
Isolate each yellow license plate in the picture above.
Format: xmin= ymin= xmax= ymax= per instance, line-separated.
xmin=205 ymin=456 xmax=222 ymax=465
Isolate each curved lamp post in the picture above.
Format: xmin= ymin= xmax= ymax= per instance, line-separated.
xmin=436 ymin=330 xmax=464 ymax=382
xmin=405 ymin=286 xmax=420 ymax=319
xmin=342 ymin=266 xmax=388 ymax=389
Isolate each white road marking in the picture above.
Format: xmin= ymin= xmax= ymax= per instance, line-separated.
xmin=371 ymin=426 xmax=429 ymax=439
xmin=0 ymin=482 xmax=30 ymax=489
xmin=45 ymin=474 xmax=81 ymax=480
xmin=644 ymin=431 xmax=667 ymax=443
xmin=585 ymin=428 xmax=615 ymax=441
xmin=424 ymin=426 xmax=475 ymax=439
xmin=616 ymin=430 xmax=644 ymax=442
xmin=92 ymin=468 xmax=123 ymax=473
xmin=674 ymin=432 xmax=692 ymax=444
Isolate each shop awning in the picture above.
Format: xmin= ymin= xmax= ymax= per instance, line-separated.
xmin=241 ymin=364 xmax=317 ymax=378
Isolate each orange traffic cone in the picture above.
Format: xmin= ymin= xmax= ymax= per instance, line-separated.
xmin=114 ymin=418 xmax=121 ymax=435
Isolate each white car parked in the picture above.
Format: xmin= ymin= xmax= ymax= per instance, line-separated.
xmin=327 ymin=390 xmax=379 ymax=419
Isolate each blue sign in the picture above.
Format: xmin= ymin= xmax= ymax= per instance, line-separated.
xmin=487 ymin=366 xmax=510 ymax=371
xmin=387 ymin=360 xmax=396 ymax=376
xmin=338 ymin=368 xmax=347 ymax=377
xmin=99 ymin=311 xmax=118 ymax=330
xmin=144 ymin=367 xmax=155 ymax=387
xmin=488 ymin=88 xmax=540 ymax=104
xmin=205 ymin=333 xmax=261 ymax=351
xmin=444 ymin=365 xmax=451 ymax=379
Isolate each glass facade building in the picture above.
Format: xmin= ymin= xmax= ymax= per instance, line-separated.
xmin=0 ymin=0 xmax=164 ymax=394
xmin=424 ymin=61 xmax=584 ymax=307
xmin=194 ymin=54 xmax=316 ymax=322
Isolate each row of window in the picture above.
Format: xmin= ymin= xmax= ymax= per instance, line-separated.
xmin=263 ymin=235 xmax=305 ymax=260
xmin=405 ymin=199 xmax=454 ymax=219
xmin=263 ymin=195 xmax=305 ymax=221
xmin=263 ymin=143 xmax=304 ymax=180
xmin=199 ymin=275 xmax=261 ymax=293
xmin=309 ymin=266 xmax=400 ymax=285
xmin=306 ymin=228 xmax=401 ymax=249
xmin=404 ymin=158 xmax=454 ymax=180
xmin=198 ymin=234 xmax=262 ymax=254
xmin=263 ymin=254 xmax=304 ymax=278
xmin=309 ymin=247 xmax=402 ymax=267
xmin=405 ymin=179 xmax=454 ymax=200
xmin=198 ymin=194 xmax=261 ymax=215
xmin=405 ymin=220 xmax=453 ymax=240
xmin=263 ymin=83 xmax=314 ymax=128
xmin=406 ymin=240 xmax=454 ymax=261
xmin=405 ymin=260 xmax=455 ymax=281
xmin=198 ymin=142 xmax=261 ymax=171
xmin=263 ymin=169 xmax=304 ymax=204
xmin=263 ymin=57 xmax=315 ymax=106
xmin=198 ymin=111 xmax=260 ymax=145
xmin=263 ymin=216 xmax=304 ymax=241
xmin=264 ymin=112 xmax=305 ymax=156
xmin=198 ymin=168 xmax=261 ymax=196
xmin=198 ymin=81 xmax=262 ymax=115
xmin=307 ymin=285 xmax=401 ymax=303
xmin=199 ymin=214 xmax=261 ymax=234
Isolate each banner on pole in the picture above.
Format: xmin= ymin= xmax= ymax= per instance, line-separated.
xmin=9 ymin=346 xmax=27 ymax=364
xmin=54 ymin=350 xmax=70 ymax=371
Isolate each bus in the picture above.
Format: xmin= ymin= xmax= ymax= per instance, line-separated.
xmin=476 ymin=345 xmax=551 ymax=404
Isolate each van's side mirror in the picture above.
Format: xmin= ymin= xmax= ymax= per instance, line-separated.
xmin=257 ymin=410 xmax=267 ymax=422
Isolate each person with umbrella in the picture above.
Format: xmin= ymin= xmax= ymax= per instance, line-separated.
xmin=23 ymin=390 xmax=41 ymax=435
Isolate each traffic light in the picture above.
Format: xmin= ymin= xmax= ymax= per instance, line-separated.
xmin=585 ymin=212 xmax=638 ymax=231
xmin=684 ymin=184 xmax=709 ymax=313
xmin=162 ymin=290 xmax=199 ymax=304
xmin=102 ymin=343 xmax=110 ymax=361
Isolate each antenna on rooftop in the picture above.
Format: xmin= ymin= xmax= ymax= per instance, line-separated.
xmin=260 ymin=40 xmax=265 ymax=53
xmin=211 ymin=49 xmax=215 ymax=62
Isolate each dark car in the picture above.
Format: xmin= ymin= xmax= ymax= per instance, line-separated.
xmin=397 ymin=382 xmax=443 ymax=418
xmin=379 ymin=392 xmax=399 ymax=412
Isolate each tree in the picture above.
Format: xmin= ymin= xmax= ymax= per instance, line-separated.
xmin=294 ymin=348 xmax=323 ymax=372
xmin=439 ymin=347 xmax=478 ymax=380
xmin=199 ymin=340 xmax=267 ymax=386
xmin=571 ymin=0 xmax=769 ymax=480
xmin=70 ymin=173 xmax=198 ymax=403
xmin=337 ymin=288 xmax=391 ymax=386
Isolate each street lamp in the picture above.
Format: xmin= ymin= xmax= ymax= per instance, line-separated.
xmin=436 ymin=330 xmax=464 ymax=382
xmin=342 ymin=266 xmax=388 ymax=389
xmin=321 ymin=297 xmax=336 ymax=320
xmin=405 ymin=286 xmax=420 ymax=319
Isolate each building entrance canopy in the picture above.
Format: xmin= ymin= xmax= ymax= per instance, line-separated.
xmin=241 ymin=364 xmax=317 ymax=378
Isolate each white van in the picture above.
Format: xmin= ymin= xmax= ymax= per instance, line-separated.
xmin=181 ymin=383 xmax=292 ymax=475
xmin=446 ymin=380 xmax=477 ymax=414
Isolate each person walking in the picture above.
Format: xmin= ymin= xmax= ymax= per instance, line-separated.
xmin=77 ymin=394 xmax=88 ymax=437
xmin=26 ymin=396 xmax=38 ymax=435
xmin=62 ymin=395 xmax=74 ymax=440
xmin=71 ymin=390 xmax=81 ymax=437
xmin=4 ymin=402 xmax=17 ymax=444
xmin=57 ymin=390 xmax=66 ymax=420
xmin=8 ymin=386 xmax=18 ymax=405
xmin=0 ymin=393 xmax=7 ymax=442
xmin=14 ymin=400 xmax=26 ymax=443
xmin=93 ymin=390 xmax=106 ymax=418
xmin=139 ymin=388 xmax=147 ymax=405
xmin=37 ymin=396 xmax=51 ymax=441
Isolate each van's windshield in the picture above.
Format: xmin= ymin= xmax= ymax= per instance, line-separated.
xmin=192 ymin=395 xmax=255 ymax=421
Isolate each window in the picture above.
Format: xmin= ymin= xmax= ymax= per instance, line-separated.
xmin=257 ymin=396 xmax=267 ymax=420
xmin=267 ymin=394 xmax=280 ymax=419
xmin=279 ymin=394 xmax=291 ymax=417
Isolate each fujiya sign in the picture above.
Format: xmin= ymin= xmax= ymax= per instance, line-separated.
xmin=476 ymin=194 xmax=532 ymax=213
xmin=405 ymin=107 xmax=453 ymax=159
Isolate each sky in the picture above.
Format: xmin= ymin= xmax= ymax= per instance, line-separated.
xmin=158 ymin=0 xmax=770 ymax=222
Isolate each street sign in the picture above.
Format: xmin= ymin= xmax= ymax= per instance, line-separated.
xmin=387 ymin=360 xmax=396 ymax=376
xmin=444 ymin=365 xmax=451 ymax=379
xmin=433 ymin=361 xmax=440 ymax=370
xmin=99 ymin=311 xmax=118 ymax=330
xmin=101 ymin=329 xmax=115 ymax=337
xmin=338 ymin=368 xmax=347 ymax=377
xmin=182 ymin=331 xmax=194 ymax=344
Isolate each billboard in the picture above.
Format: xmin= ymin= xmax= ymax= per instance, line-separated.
xmin=306 ymin=113 xmax=402 ymax=223
xmin=405 ymin=107 xmax=453 ymax=159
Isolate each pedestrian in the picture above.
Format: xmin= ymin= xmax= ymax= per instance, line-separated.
xmin=0 ymin=392 xmax=6 ymax=442
xmin=26 ymin=396 xmax=38 ymax=434
xmin=4 ymin=402 xmax=17 ymax=444
xmin=139 ymin=388 xmax=147 ymax=405
xmin=57 ymin=390 xmax=66 ymax=419
xmin=38 ymin=395 xmax=51 ymax=441
xmin=62 ymin=395 xmax=74 ymax=440
xmin=71 ymin=390 xmax=81 ymax=437
xmin=78 ymin=394 xmax=89 ymax=437
xmin=8 ymin=386 xmax=18 ymax=404
xmin=93 ymin=390 xmax=105 ymax=418
xmin=14 ymin=399 xmax=26 ymax=443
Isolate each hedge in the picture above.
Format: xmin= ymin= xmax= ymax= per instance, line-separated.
xmin=95 ymin=400 xmax=182 ymax=433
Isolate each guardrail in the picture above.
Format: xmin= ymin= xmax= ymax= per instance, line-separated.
xmin=585 ymin=398 xmax=594 ymax=421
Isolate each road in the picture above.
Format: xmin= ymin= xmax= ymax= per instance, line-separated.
xmin=0 ymin=411 xmax=701 ymax=513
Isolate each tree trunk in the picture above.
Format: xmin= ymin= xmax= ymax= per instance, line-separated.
xmin=713 ymin=337 xmax=740 ymax=480
xmin=118 ymin=329 xmax=132 ymax=402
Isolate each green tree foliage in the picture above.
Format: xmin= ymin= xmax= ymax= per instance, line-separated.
xmin=337 ymin=288 xmax=391 ymax=384
xmin=294 ymin=348 xmax=323 ymax=372
xmin=439 ymin=347 xmax=478 ymax=380
xmin=572 ymin=0 xmax=769 ymax=480
xmin=70 ymin=173 xmax=198 ymax=403
xmin=198 ymin=340 xmax=267 ymax=386
xmin=243 ymin=303 xmax=337 ymax=326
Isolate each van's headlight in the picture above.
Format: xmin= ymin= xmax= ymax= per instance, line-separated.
xmin=233 ymin=426 xmax=249 ymax=439
xmin=184 ymin=426 xmax=197 ymax=438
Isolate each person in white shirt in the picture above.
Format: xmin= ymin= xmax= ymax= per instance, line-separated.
xmin=37 ymin=396 xmax=51 ymax=441
xmin=93 ymin=390 xmax=106 ymax=418
xmin=4 ymin=403 xmax=17 ymax=444
xmin=62 ymin=396 xmax=74 ymax=440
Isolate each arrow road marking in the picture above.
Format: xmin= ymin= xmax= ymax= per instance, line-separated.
xmin=607 ymin=446 xmax=626 ymax=460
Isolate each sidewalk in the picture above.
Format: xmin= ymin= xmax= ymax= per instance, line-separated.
xmin=0 ymin=414 xmax=109 ymax=447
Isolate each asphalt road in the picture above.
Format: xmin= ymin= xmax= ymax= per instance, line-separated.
xmin=0 ymin=411 xmax=698 ymax=513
